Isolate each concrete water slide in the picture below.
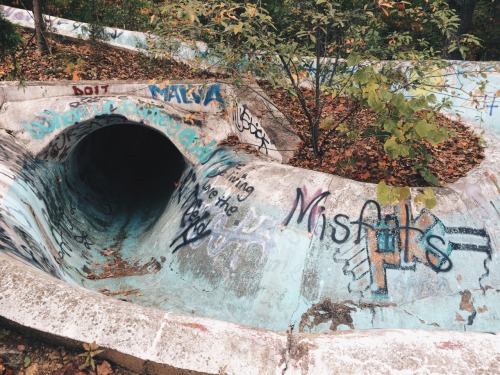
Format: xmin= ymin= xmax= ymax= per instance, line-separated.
xmin=0 ymin=80 xmax=499 ymax=374
xmin=1 ymin=5 xmax=500 ymax=373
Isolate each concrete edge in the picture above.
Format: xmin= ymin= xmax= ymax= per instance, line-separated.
xmin=0 ymin=252 xmax=288 ymax=375
xmin=1 ymin=252 xmax=499 ymax=375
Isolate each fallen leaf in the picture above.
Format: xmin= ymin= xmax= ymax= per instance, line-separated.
xmin=97 ymin=360 xmax=113 ymax=375
xmin=52 ymin=362 xmax=80 ymax=375
xmin=359 ymin=171 xmax=370 ymax=180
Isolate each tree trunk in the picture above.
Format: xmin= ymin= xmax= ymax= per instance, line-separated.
xmin=33 ymin=0 xmax=48 ymax=54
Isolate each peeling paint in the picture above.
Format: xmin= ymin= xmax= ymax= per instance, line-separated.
xmin=299 ymin=299 xmax=356 ymax=332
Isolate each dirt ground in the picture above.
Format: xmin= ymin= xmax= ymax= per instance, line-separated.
xmin=0 ymin=321 xmax=139 ymax=375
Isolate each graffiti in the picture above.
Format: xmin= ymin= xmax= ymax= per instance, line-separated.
xmin=484 ymin=94 xmax=498 ymax=116
xmin=170 ymin=168 xmax=212 ymax=253
xmin=38 ymin=116 xmax=123 ymax=160
xmin=0 ymin=133 xmax=99 ymax=277
xmin=1 ymin=6 xmax=128 ymax=42
xmin=108 ymin=29 xmax=124 ymax=40
xmin=0 ymin=212 xmax=65 ymax=279
xmin=200 ymin=162 xmax=256 ymax=215
xmin=72 ymin=85 xmax=109 ymax=95
xmin=223 ymin=165 xmax=255 ymax=202
xmin=23 ymin=98 xmax=218 ymax=163
xmin=282 ymin=187 xmax=330 ymax=233
xmin=284 ymin=188 xmax=491 ymax=296
xmin=301 ymin=61 xmax=331 ymax=83
xmin=171 ymin=149 xmax=250 ymax=253
xmin=203 ymin=181 xmax=238 ymax=216
xmin=149 ymin=83 xmax=224 ymax=107
xmin=232 ymin=105 xmax=271 ymax=154
xmin=0 ymin=6 xmax=32 ymax=23
xmin=204 ymin=208 xmax=275 ymax=259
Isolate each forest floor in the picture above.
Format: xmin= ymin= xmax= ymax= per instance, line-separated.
xmin=0 ymin=320 xmax=139 ymax=375
xmin=0 ymin=29 xmax=486 ymax=374
xmin=0 ymin=30 xmax=485 ymax=188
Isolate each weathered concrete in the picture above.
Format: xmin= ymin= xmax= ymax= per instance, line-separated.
xmin=1 ymin=252 xmax=499 ymax=374
xmin=1 ymin=79 xmax=499 ymax=340
xmin=0 ymin=10 xmax=500 ymax=370
xmin=2 ymin=4 xmax=499 ymax=137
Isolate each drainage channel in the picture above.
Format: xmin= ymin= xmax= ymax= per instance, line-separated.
xmin=0 ymin=120 xmax=186 ymax=288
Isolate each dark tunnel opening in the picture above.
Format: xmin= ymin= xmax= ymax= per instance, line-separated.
xmin=67 ymin=123 xmax=186 ymax=222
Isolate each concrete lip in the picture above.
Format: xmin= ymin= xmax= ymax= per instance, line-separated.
xmin=1 ymin=80 xmax=499 ymax=373
xmin=1 ymin=253 xmax=499 ymax=374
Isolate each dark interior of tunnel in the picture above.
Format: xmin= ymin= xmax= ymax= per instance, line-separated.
xmin=67 ymin=123 xmax=186 ymax=216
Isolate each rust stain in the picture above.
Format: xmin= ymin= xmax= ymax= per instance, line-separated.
xmin=459 ymin=290 xmax=474 ymax=313
xmin=299 ymin=299 xmax=356 ymax=332
xmin=436 ymin=340 xmax=464 ymax=350
xmin=99 ymin=288 xmax=141 ymax=297
xmin=182 ymin=322 xmax=208 ymax=332
xmin=455 ymin=312 xmax=466 ymax=322
xmin=83 ymin=250 xmax=164 ymax=280
xmin=477 ymin=305 xmax=488 ymax=313
xmin=289 ymin=342 xmax=316 ymax=372
xmin=28 ymin=205 xmax=63 ymax=264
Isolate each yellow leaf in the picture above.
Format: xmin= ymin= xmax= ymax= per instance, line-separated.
xmin=158 ymin=80 xmax=170 ymax=89
xmin=148 ymin=79 xmax=157 ymax=85
xmin=247 ymin=6 xmax=257 ymax=17
xmin=189 ymin=13 xmax=195 ymax=23
xmin=414 ymin=188 xmax=437 ymax=209
xmin=150 ymin=14 xmax=155 ymax=24
xmin=72 ymin=71 xmax=80 ymax=81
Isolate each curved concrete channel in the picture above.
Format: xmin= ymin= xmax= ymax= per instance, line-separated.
xmin=0 ymin=80 xmax=499 ymax=373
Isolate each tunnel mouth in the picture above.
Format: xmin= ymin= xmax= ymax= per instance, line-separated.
xmin=67 ymin=122 xmax=186 ymax=219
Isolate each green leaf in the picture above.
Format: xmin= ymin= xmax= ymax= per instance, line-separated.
xmin=414 ymin=188 xmax=437 ymax=209
xmin=377 ymin=181 xmax=394 ymax=205
xmin=383 ymin=119 xmax=397 ymax=133
xmin=427 ymin=94 xmax=437 ymax=104
xmin=393 ymin=186 xmax=411 ymax=201
xmin=346 ymin=53 xmax=361 ymax=67
xmin=367 ymin=94 xmax=380 ymax=110
xmin=416 ymin=164 xmax=440 ymax=186
xmin=384 ymin=137 xmax=410 ymax=158
xmin=353 ymin=68 xmax=369 ymax=84
xmin=409 ymin=97 xmax=427 ymax=111
xmin=384 ymin=137 xmax=399 ymax=159
xmin=414 ymin=120 xmax=434 ymax=137
xmin=377 ymin=182 xmax=410 ymax=205
xmin=427 ymin=127 xmax=447 ymax=145
xmin=24 ymin=356 xmax=31 ymax=368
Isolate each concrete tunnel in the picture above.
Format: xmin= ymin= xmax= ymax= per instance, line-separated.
xmin=0 ymin=81 xmax=499 ymax=374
